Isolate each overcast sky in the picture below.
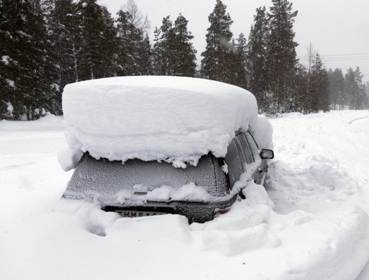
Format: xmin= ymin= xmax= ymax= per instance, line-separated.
xmin=99 ymin=0 xmax=369 ymax=82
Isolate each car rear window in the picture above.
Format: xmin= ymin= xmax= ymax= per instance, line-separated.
xmin=64 ymin=153 xmax=229 ymax=204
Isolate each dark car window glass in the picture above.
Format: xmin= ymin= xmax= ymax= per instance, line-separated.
xmin=238 ymin=133 xmax=254 ymax=163
xmin=234 ymin=137 xmax=246 ymax=170
xmin=224 ymin=139 xmax=243 ymax=187
xmin=246 ymin=132 xmax=260 ymax=160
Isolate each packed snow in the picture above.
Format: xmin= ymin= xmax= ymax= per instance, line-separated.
xmin=62 ymin=76 xmax=260 ymax=167
xmin=1 ymin=111 xmax=369 ymax=280
xmin=144 ymin=183 xmax=212 ymax=202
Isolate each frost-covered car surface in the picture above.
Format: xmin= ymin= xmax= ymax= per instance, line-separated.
xmin=60 ymin=76 xmax=274 ymax=222
xmin=64 ymin=153 xmax=232 ymax=223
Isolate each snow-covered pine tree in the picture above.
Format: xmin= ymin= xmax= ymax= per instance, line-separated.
xmin=43 ymin=0 xmax=80 ymax=114
xmin=75 ymin=0 xmax=117 ymax=81
xmin=266 ymin=0 xmax=298 ymax=113
xmin=0 ymin=1 xmax=14 ymax=118
xmin=0 ymin=0 xmax=56 ymax=120
xmin=201 ymin=0 xmax=234 ymax=83
xmin=247 ymin=7 xmax=269 ymax=111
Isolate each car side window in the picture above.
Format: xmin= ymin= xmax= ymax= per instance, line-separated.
xmin=246 ymin=131 xmax=260 ymax=160
xmin=224 ymin=138 xmax=243 ymax=187
xmin=237 ymin=133 xmax=254 ymax=164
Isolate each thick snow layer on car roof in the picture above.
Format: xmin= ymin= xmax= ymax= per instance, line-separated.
xmin=62 ymin=76 xmax=260 ymax=165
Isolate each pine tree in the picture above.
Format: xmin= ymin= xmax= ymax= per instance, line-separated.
xmin=116 ymin=9 xmax=136 ymax=75
xmin=152 ymin=16 xmax=175 ymax=75
xmin=247 ymin=7 xmax=269 ymax=111
xmin=43 ymin=0 xmax=80 ymax=113
xmin=76 ymin=0 xmax=117 ymax=81
xmin=136 ymin=34 xmax=153 ymax=75
xmin=116 ymin=3 xmax=153 ymax=76
xmin=230 ymin=33 xmax=248 ymax=89
xmin=0 ymin=0 xmax=15 ymax=118
xmin=353 ymin=67 xmax=368 ymax=109
xmin=152 ymin=26 xmax=164 ymax=75
xmin=266 ymin=0 xmax=298 ymax=113
xmin=0 ymin=0 xmax=56 ymax=120
xmin=172 ymin=14 xmax=197 ymax=76
xmin=345 ymin=67 xmax=368 ymax=109
xmin=327 ymin=68 xmax=345 ymax=109
xmin=308 ymin=54 xmax=329 ymax=112
xmin=100 ymin=6 xmax=119 ymax=76
xmin=152 ymin=14 xmax=197 ymax=76
xmin=294 ymin=64 xmax=309 ymax=113
xmin=201 ymin=0 xmax=234 ymax=83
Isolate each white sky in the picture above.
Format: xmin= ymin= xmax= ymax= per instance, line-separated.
xmin=99 ymin=0 xmax=369 ymax=81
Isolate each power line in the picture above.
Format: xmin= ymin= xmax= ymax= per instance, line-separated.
xmin=301 ymin=52 xmax=369 ymax=62
xmin=302 ymin=52 xmax=369 ymax=57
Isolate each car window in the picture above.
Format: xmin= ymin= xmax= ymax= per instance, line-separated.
xmin=65 ymin=153 xmax=229 ymax=203
xmin=246 ymin=131 xmax=260 ymax=160
xmin=237 ymin=133 xmax=254 ymax=164
xmin=234 ymin=137 xmax=245 ymax=169
xmin=224 ymin=139 xmax=243 ymax=187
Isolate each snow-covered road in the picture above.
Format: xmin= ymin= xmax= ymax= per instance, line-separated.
xmin=1 ymin=111 xmax=369 ymax=280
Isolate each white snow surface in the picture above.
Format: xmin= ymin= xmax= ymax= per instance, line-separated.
xmin=1 ymin=111 xmax=369 ymax=280
xmin=1 ymin=55 xmax=10 ymax=65
xmin=62 ymin=76 xmax=259 ymax=166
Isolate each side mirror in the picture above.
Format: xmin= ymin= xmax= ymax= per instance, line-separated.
xmin=260 ymin=149 xmax=274 ymax=160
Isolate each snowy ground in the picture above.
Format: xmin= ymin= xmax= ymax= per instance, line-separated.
xmin=1 ymin=111 xmax=369 ymax=280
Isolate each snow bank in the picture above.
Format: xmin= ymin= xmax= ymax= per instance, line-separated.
xmin=3 ymin=111 xmax=369 ymax=280
xmin=62 ymin=76 xmax=259 ymax=165
xmin=250 ymin=115 xmax=273 ymax=149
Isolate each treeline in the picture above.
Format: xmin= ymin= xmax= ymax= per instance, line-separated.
xmin=0 ymin=0 xmax=368 ymax=120
xmin=1 ymin=0 xmax=152 ymax=119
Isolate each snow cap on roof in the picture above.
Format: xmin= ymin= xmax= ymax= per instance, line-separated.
xmin=62 ymin=76 xmax=258 ymax=166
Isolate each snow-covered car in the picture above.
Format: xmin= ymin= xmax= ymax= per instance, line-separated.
xmin=59 ymin=76 xmax=274 ymax=222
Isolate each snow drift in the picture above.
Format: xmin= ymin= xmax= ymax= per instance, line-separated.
xmin=62 ymin=76 xmax=265 ymax=168
xmin=2 ymin=111 xmax=369 ymax=280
